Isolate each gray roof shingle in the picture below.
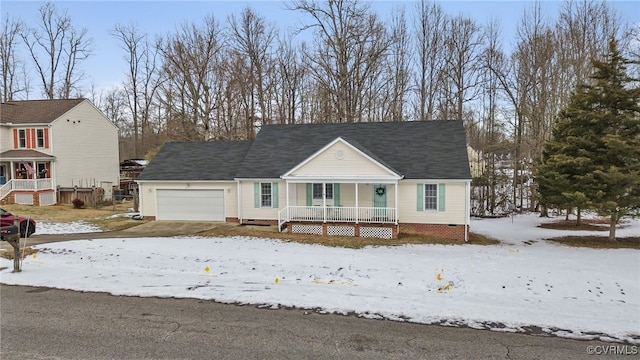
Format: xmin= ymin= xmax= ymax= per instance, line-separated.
xmin=236 ymin=121 xmax=471 ymax=180
xmin=137 ymin=141 xmax=253 ymax=181
xmin=138 ymin=121 xmax=471 ymax=181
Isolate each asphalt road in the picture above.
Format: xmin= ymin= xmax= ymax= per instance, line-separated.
xmin=1 ymin=284 xmax=628 ymax=360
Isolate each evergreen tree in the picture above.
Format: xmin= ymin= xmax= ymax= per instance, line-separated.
xmin=537 ymin=39 xmax=640 ymax=241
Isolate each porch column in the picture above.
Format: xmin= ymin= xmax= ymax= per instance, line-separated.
xmin=355 ymin=183 xmax=359 ymax=224
xmin=285 ymin=181 xmax=290 ymax=221
xmin=394 ymin=181 xmax=398 ymax=224
xmin=322 ymin=182 xmax=326 ymax=222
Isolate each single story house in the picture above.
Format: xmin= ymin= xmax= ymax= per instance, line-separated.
xmin=136 ymin=121 xmax=471 ymax=241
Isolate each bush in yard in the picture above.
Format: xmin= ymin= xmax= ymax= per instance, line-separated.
xmin=72 ymin=198 xmax=85 ymax=209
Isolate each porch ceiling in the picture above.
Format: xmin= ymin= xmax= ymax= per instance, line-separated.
xmin=281 ymin=175 xmax=402 ymax=183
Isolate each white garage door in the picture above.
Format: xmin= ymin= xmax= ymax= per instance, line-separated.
xmin=156 ymin=189 xmax=225 ymax=221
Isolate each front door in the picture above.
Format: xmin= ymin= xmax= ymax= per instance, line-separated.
xmin=373 ymin=184 xmax=387 ymax=219
xmin=0 ymin=164 xmax=6 ymax=184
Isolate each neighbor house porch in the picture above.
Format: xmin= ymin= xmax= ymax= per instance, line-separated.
xmin=0 ymin=159 xmax=56 ymax=205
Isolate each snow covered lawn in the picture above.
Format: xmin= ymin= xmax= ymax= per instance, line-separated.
xmin=1 ymin=214 xmax=638 ymax=344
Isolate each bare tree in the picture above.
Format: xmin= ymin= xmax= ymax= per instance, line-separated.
xmin=112 ymin=24 xmax=162 ymax=158
xmin=228 ymin=7 xmax=277 ymax=132
xmin=412 ymin=0 xmax=446 ymax=120
xmin=20 ymin=2 xmax=92 ymax=99
xmin=383 ymin=5 xmax=411 ymax=121
xmin=440 ymin=14 xmax=484 ymax=121
xmin=273 ymin=33 xmax=306 ymax=124
xmin=289 ymin=0 xmax=390 ymax=123
xmin=555 ymin=0 xmax=622 ymax=106
xmin=0 ymin=16 xmax=27 ymax=101
xmin=158 ymin=15 xmax=223 ymax=141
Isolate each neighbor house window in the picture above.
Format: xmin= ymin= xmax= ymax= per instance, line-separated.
xmin=313 ymin=183 xmax=333 ymax=199
xmin=37 ymin=129 xmax=45 ymax=147
xmin=261 ymin=182 xmax=272 ymax=207
xmin=424 ymin=184 xmax=438 ymax=210
xmin=18 ymin=129 xmax=26 ymax=148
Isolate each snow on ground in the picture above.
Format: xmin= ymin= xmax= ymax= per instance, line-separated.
xmin=35 ymin=221 xmax=103 ymax=234
xmin=2 ymin=214 xmax=639 ymax=344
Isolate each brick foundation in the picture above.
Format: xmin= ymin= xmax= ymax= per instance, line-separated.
xmin=0 ymin=193 xmax=15 ymax=205
xmin=399 ymin=223 xmax=468 ymax=241
xmin=225 ymin=217 xmax=240 ymax=223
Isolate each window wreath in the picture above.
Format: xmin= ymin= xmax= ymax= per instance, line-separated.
xmin=375 ymin=186 xmax=385 ymax=196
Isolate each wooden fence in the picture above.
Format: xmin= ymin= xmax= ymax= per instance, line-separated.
xmin=57 ymin=187 xmax=105 ymax=207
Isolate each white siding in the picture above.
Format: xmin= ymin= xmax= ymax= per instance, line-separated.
xmin=0 ymin=127 xmax=11 ymax=152
xmin=398 ymin=181 xmax=467 ymax=224
xmin=138 ymin=181 xmax=237 ymax=219
xmin=239 ymin=180 xmax=284 ymax=220
xmin=290 ymin=142 xmax=392 ymax=177
xmin=50 ymin=100 xmax=119 ymax=187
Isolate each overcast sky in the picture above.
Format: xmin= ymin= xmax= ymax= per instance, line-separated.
xmin=3 ymin=1 xmax=639 ymax=97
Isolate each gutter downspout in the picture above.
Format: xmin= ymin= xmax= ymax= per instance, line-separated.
xmin=237 ymin=179 xmax=242 ymax=224
xmin=465 ymin=180 xmax=470 ymax=243
xmin=395 ymin=180 xmax=399 ymax=225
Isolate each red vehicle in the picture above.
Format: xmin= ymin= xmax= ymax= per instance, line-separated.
xmin=0 ymin=208 xmax=36 ymax=238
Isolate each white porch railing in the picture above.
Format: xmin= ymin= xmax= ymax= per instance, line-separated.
xmin=0 ymin=179 xmax=55 ymax=201
xmin=278 ymin=205 xmax=397 ymax=231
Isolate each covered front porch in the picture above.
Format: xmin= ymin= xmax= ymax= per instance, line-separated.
xmin=277 ymin=179 xmax=401 ymax=239
xmin=0 ymin=158 xmax=55 ymax=205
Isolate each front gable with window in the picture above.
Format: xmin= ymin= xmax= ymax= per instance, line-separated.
xmin=284 ymin=137 xmax=400 ymax=179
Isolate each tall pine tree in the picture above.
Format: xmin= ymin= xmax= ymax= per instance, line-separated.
xmin=537 ymin=39 xmax=640 ymax=241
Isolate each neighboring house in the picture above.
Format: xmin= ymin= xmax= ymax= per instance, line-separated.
xmin=0 ymin=99 xmax=119 ymax=205
xmin=136 ymin=121 xmax=471 ymax=241
xmin=119 ymin=159 xmax=147 ymax=198
xmin=467 ymin=145 xmax=485 ymax=179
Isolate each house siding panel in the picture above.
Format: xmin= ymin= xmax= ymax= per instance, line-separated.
xmin=398 ymin=181 xmax=467 ymax=224
xmin=239 ymin=180 xmax=283 ymax=220
xmin=50 ymin=101 xmax=119 ymax=187
xmin=290 ymin=142 xmax=392 ymax=177
xmin=3 ymin=129 xmax=15 ymax=150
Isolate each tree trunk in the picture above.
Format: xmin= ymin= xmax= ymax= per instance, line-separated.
xmin=608 ymin=212 xmax=618 ymax=242
xmin=576 ymin=208 xmax=581 ymax=226
xmin=608 ymin=219 xmax=617 ymax=242
xmin=540 ymin=205 xmax=548 ymax=217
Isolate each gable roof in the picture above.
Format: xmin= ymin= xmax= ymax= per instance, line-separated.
xmin=0 ymin=99 xmax=85 ymax=125
xmin=236 ymin=121 xmax=470 ymax=180
xmin=282 ymin=136 xmax=403 ymax=179
xmin=136 ymin=141 xmax=253 ymax=181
